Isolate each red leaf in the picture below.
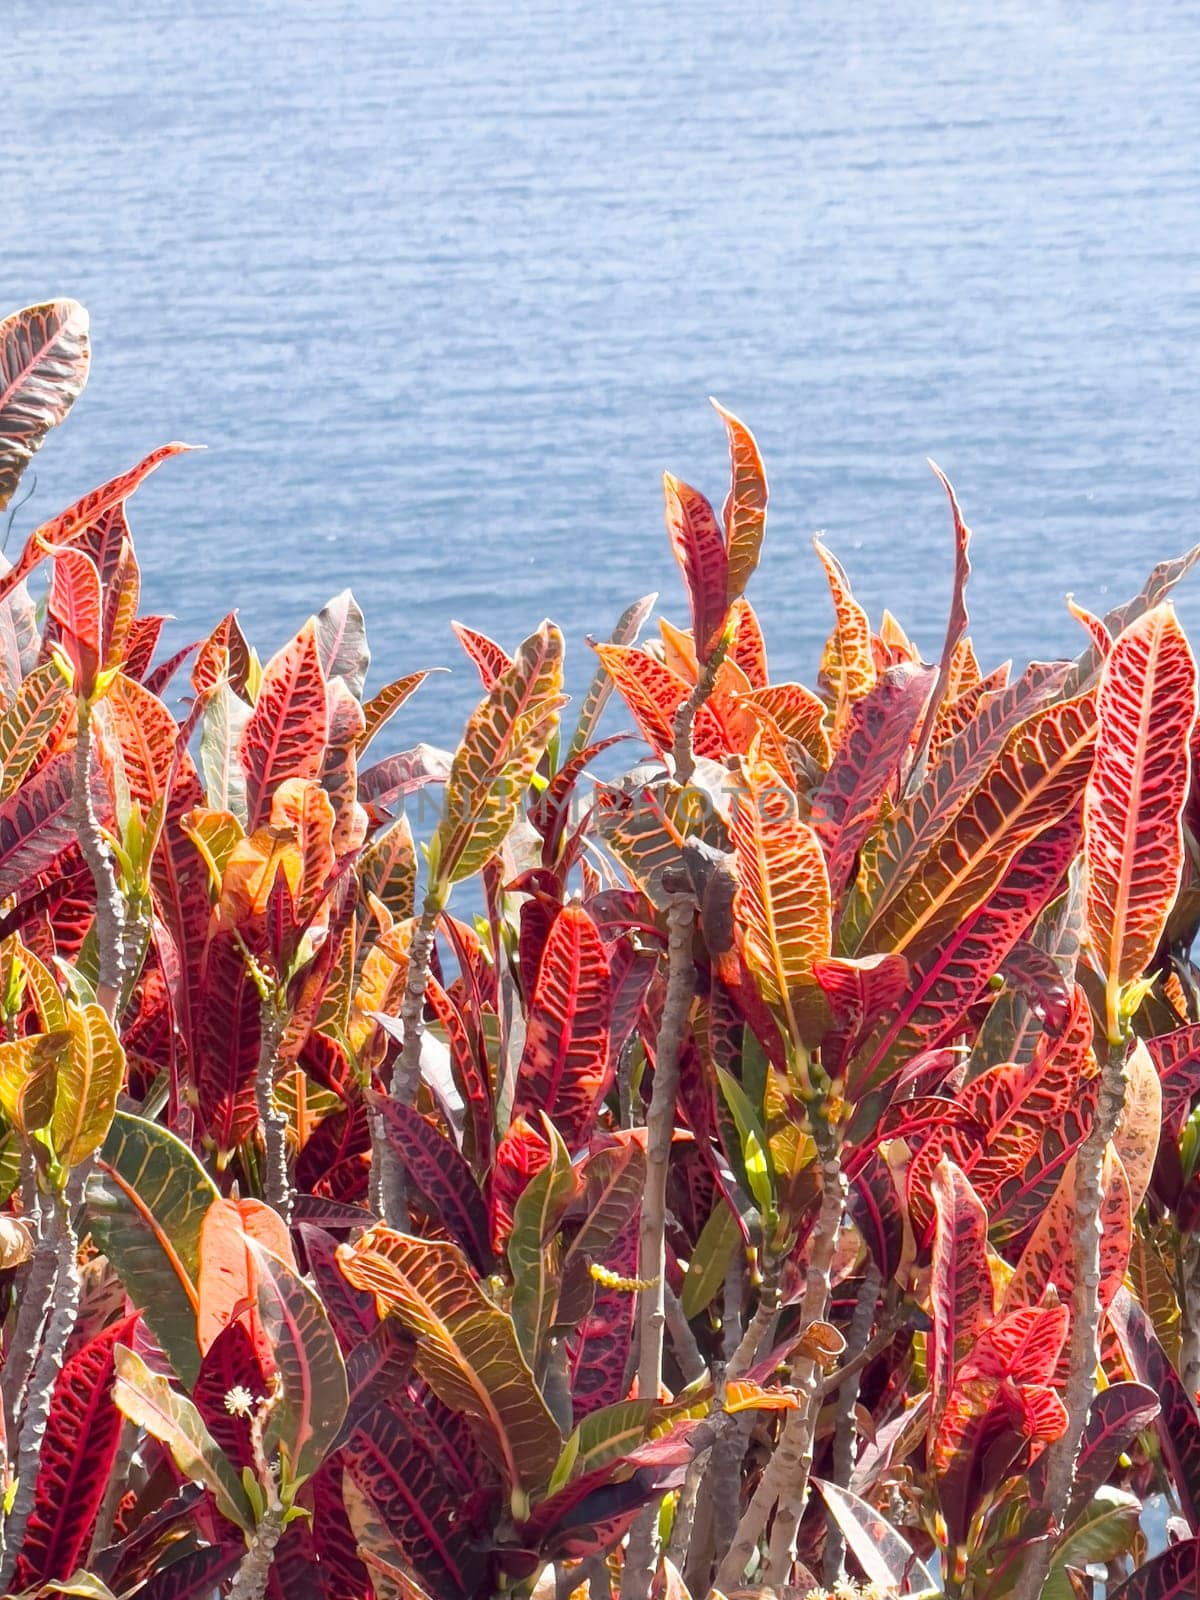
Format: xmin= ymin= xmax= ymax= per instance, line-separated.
xmin=1107 ymin=1538 xmax=1200 ymax=1600
xmin=663 ymin=472 xmax=728 ymax=657
xmin=13 ymin=1312 xmax=141 ymax=1588
xmin=810 ymin=663 xmax=934 ymax=896
xmin=193 ymin=929 xmax=262 ymax=1151
xmin=192 ymin=1320 xmax=269 ymax=1478
xmin=565 ymin=1214 xmax=639 ymax=1416
xmin=1084 ymin=603 xmax=1197 ymax=1038
xmin=193 ymin=612 xmax=252 ymax=699
xmin=451 ymin=621 xmax=512 ymax=689
xmin=374 ymin=1097 xmax=492 ymax=1275
xmin=848 ymin=814 xmax=1079 ymax=1098
xmin=1150 ymin=1021 xmax=1200 ymax=1136
xmin=306 ymin=1462 xmax=372 ymax=1600
xmin=928 ymin=1159 xmax=993 ymax=1432
xmin=1109 ymin=1288 xmax=1200 ymax=1530
xmin=0 ymin=750 xmax=106 ymax=899
xmin=910 ymin=463 xmax=972 ymax=772
xmin=239 ymin=618 xmax=328 ymax=829
xmin=727 ymin=599 xmax=768 ymax=689
xmin=46 ymin=547 xmax=102 ymax=693
xmin=812 ymin=952 xmax=909 ymax=1079
xmin=343 ymin=1400 xmax=493 ymax=1598
xmin=0 ymin=443 xmax=196 ymax=610
xmin=512 ymin=903 xmax=612 ymax=1148
xmin=712 ymin=399 xmax=767 ymax=604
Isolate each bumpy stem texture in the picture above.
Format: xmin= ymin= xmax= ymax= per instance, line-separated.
xmin=1008 ymin=1039 xmax=1130 ymax=1600
xmin=255 ymin=995 xmax=291 ymax=1222
xmin=226 ymin=1504 xmax=286 ymax=1600
xmin=0 ymin=1183 xmax=82 ymax=1587
xmin=1181 ymin=1231 xmax=1200 ymax=1399
xmin=74 ymin=696 xmax=126 ymax=1018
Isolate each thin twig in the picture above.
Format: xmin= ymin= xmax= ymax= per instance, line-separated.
xmin=663 ymin=1283 xmax=707 ymax=1388
xmin=671 ymin=638 xmax=729 ymax=788
xmin=375 ymin=894 xmax=440 ymax=1228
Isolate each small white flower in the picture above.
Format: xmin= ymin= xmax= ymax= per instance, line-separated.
xmin=223 ymin=1385 xmax=257 ymax=1418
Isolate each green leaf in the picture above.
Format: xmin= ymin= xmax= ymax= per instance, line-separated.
xmin=549 ymin=1398 xmax=655 ymax=1494
xmin=112 ymin=1344 xmax=254 ymax=1534
xmin=251 ymin=1241 xmax=348 ymax=1489
xmin=1044 ymin=1487 xmax=1142 ymax=1600
xmin=51 ymin=1002 xmax=124 ymax=1169
xmin=716 ymin=1066 xmax=775 ymax=1222
xmin=508 ymin=1122 xmax=579 ymax=1374
xmin=86 ymin=1112 xmax=219 ymax=1386
xmin=681 ymin=1199 xmax=740 ymax=1319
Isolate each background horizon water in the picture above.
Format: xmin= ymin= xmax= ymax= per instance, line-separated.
xmin=6 ymin=3 xmax=1200 ymax=747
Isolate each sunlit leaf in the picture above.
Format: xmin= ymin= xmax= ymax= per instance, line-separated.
xmin=1083 ymin=603 xmax=1197 ymax=1039
xmin=112 ymin=1344 xmax=254 ymax=1533
xmin=0 ymin=299 xmax=90 ymax=510
xmin=338 ymin=1226 xmax=562 ymax=1500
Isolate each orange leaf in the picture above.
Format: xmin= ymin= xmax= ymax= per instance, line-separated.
xmin=197 ymin=1196 xmax=297 ymax=1358
xmin=1083 ymin=603 xmax=1198 ymax=1040
xmin=711 ymin=398 xmax=767 ymax=604
xmin=724 ymin=1380 xmax=801 ymax=1414
xmin=814 ymin=537 xmax=876 ymax=731
xmin=731 ymin=758 xmax=831 ymax=1043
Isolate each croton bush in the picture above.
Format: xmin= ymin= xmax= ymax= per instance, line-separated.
xmin=0 ymin=299 xmax=1200 ymax=1600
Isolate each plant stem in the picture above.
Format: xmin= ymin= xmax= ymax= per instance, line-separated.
xmin=714 ymin=1099 xmax=846 ymax=1592
xmin=74 ymin=696 xmax=126 ymax=1018
xmin=671 ymin=638 xmax=729 ymax=788
xmin=0 ymin=1190 xmax=56 ymax=1443
xmin=822 ymin=1264 xmax=881 ymax=1587
xmin=1008 ymin=1037 xmax=1130 ymax=1600
xmin=227 ymin=1503 xmax=286 ymax=1600
xmin=621 ymin=891 xmax=694 ymax=1600
xmin=0 ymin=1180 xmax=82 ymax=1588
xmin=663 ymin=1282 xmax=707 ymax=1387
xmin=255 ymin=993 xmax=291 ymax=1223
xmin=376 ymin=894 xmax=440 ymax=1229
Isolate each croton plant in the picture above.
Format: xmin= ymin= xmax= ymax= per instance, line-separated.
xmin=0 ymin=299 xmax=1198 ymax=1600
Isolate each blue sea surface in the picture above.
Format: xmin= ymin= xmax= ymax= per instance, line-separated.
xmin=5 ymin=2 xmax=1200 ymax=744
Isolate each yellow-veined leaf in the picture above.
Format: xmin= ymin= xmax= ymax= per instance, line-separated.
xmin=711 ymin=398 xmax=767 ymax=605
xmin=0 ymin=658 xmax=72 ymax=803
xmin=860 ymin=694 xmax=1096 ymax=962
xmin=51 ymin=1002 xmax=125 ymax=1169
xmin=814 ymin=537 xmax=876 ymax=732
xmin=338 ymin=1226 xmax=562 ymax=1503
xmin=730 ymin=758 xmax=830 ymax=1043
xmin=1083 ymin=604 xmax=1198 ymax=1041
xmin=431 ymin=622 xmax=565 ymax=889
